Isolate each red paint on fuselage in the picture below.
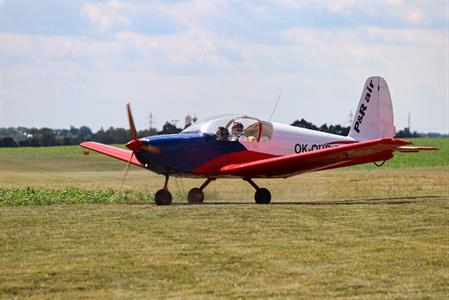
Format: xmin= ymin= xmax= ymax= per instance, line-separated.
xmin=192 ymin=150 xmax=276 ymax=175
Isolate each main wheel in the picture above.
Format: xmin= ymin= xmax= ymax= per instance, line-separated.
xmin=154 ymin=189 xmax=172 ymax=206
xmin=254 ymin=188 xmax=271 ymax=204
xmin=187 ymin=188 xmax=204 ymax=204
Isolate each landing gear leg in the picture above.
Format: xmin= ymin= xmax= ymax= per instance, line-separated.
xmin=154 ymin=175 xmax=173 ymax=206
xmin=244 ymin=178 xmax=271 ymax=204
xmin=188 ymin=178 xmax=215 ymax=204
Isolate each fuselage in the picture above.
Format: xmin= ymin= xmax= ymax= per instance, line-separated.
xmin=135 ymin=117 xmax=355 ymax=178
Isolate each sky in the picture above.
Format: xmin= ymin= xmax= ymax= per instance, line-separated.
xmin=0 ymin=0 xmax=448 ymax=133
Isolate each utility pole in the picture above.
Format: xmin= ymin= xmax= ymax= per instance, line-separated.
xmin=347 ymin=110 xmax=354 ymax=127
xmin=408 ymin=112 xmax=411 ymax=131
xmin=146 ymin=113 xmax=154 ymax=130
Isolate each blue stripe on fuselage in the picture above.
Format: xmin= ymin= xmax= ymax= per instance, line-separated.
xmin=135 ymin=133 xmax=246 ymax=174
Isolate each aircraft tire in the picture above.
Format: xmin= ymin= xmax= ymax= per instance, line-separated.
xmin=154 ymin=189 xmax=173 ymax=206
xmin=187 ymin=188 xmax=204 ymax=204
xmin=255 ymin=188 xmax=271 ymax=204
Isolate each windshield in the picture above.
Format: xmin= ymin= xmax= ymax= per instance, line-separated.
xmin=182 ymin=114 xmax=273 ymax=142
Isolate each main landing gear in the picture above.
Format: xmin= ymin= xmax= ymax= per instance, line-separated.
xmin=187 ymin=178 xmax=215 ymax=204
xmin=244 ymin=178 xmax=271 ymax=204
xmin=153 ymin=176 xmax=271 ymax=205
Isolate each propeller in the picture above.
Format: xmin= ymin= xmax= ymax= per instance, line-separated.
xmin=122 ymin=103 xmax=160 ymax=184
xmin=127 ymin=103 xmax=138 ymax=140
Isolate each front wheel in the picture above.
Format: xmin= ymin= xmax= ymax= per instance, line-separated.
xmin=254 ymin=188 xmax=271 ymax=204
xmin=154 ymin=189 xmax=172 ymax=206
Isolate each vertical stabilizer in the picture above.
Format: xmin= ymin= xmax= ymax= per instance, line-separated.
xmin=348 ymin=76 xmax=395 ymax=141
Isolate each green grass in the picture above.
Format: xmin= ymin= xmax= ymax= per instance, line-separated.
xmin=0 ymin=188 xmax=149 ymax=206
xmin=350 ymin=137 xmax=449 ymax=169
xmin=0 ymin=138 xmax=448 ymax=298
xmin=1 ymin=200 xmax=448 ymax=298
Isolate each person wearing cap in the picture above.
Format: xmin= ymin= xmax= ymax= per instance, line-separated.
xmin=230 ymin=122 xmax=244 ymax=141
xmin=216 ymin=126 xmax=230 ymax=141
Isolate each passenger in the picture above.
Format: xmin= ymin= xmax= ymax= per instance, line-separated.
xmin=230 ymin=122 xmax=244 ymax=141
xmin=216 ymin=126 xmax=229 ymax=141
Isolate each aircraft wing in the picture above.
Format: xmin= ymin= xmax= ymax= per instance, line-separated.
xmin=220 ymin=138 xmax=411 ymax=178
xmin=80 ymin=142 xmax=144 ymax=167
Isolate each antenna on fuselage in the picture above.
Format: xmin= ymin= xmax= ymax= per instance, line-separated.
xmin=268 ymin=92 xmax=282 ymax=122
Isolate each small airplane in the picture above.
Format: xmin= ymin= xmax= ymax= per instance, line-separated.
xmin=81 ymin=76 xmax=437 ymax=205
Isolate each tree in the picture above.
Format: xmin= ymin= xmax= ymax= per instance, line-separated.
xmin=39 ymin=128 xmax=56 ymax=146
xmin=69 ymin=126 xmax=79 ymax=137
xmin=139 ymin=128 xmax=158 ymax=137
xmin=0 ymin=137 xmax=17 ymax=147
xmin=28 ymin=128 xmax=41 ymax=147
xmin=396 ymin=128 xmax=421 ymax=138
xmin=159 ymin=122 xmax=182 ymax=135
xmin=79 ymin=126 xmax=93 ymax=140
xmin=291 ymin=118 xmax=319 ymax=130
xmin=92 ymin=128 xmax=112 ymax=144
xmin=106 ymin=127 xmax=129 ymax=144
xmin=19 ymin=140 xmax=31 ymax=147
xmin=291 ymin=118 xmax=350 ymax=136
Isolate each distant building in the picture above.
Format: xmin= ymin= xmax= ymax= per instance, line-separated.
xmin=184 ymin=114 xmax=197 ymax=129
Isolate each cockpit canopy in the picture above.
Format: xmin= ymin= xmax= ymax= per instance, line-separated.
xmin=182 ymin=114 xmax=273 ymax=142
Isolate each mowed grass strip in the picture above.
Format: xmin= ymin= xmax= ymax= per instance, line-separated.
xmin=1 ymin=199 xmax=448 ymax=298
xmin=0 ymin=138 xmax=447 ymax=204
xmin=0 ymin=167 xmax=447 ymax=204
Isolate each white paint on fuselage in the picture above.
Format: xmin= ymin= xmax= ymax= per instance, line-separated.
xmin=241 ymin=122 xmax=355 ymax=156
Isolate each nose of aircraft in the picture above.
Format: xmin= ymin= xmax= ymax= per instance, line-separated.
xmin=126 ymin=138 xmax=160 ymax=154
xmin=125 ymin=139 xmax=142 ymax=152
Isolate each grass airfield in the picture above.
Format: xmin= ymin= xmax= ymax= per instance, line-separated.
xmin=0 ymin=138 xmax=448 ymax=298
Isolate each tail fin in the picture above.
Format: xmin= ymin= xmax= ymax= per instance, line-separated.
xmin=348 ymin=76 xmax=395 ymax=141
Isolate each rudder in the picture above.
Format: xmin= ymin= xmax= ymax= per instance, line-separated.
xmin=348 ymin=76 xmax=395 ymax=141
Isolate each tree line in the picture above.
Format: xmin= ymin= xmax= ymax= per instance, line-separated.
xmin=0 ymin=119 xmax=437 ymax=148
xmin=0 ymin=122 xmax=182 ymax=148
xmin=290 ymin=118 xmax=425 ymax=138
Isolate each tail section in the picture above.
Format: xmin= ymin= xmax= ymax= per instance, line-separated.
xmin=348 ymin=76 xmax=395 ymax=141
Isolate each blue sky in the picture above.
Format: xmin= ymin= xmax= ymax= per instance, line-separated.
xmin=0 ymin=0 xmax=448 ymax=133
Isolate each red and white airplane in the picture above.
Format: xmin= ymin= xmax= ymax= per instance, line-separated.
xmin=81 ymin=76 xmax=437 ymax=205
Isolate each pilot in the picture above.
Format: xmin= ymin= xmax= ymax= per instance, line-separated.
xmin=230 ymin=122 xmax=244 ymax=141
xmin=216 ymin=126 xmax=229 ymax=141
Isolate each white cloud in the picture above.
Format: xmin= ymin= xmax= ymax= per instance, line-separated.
xmin=81 ymin=0 xmax=227 ymax=33
xmin=276 ymin=1 xmax=434 ymax=26
xmin=0 ymin=33 xmax=34 ymax=57
xmin=154 ymin=1 xmax=227 ymax=27
xmin=0 ymin=33 xmax=125 ymax=66
xmin=322 ymin=0 xmax=357 ymax=15
xmin=404 ymin=6 xmax=427 ymax=24
xmin=1 ymin=23 xmax=446 ymax=77
xmin=365 ymin=27 xmax=445 ymax=45
xmin=82 ymin=1 xmax=130 ymax=31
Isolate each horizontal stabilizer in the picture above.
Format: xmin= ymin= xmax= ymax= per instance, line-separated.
xmin=395 ymin=146 xmax=439 ymax=153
